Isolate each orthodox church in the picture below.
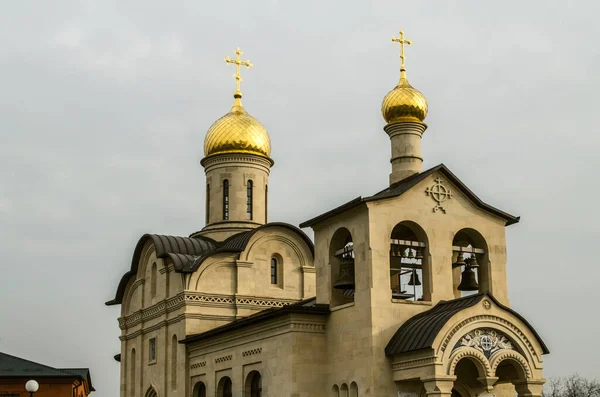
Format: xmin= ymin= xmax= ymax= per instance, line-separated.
xmin=106 ymin=31 xmax=549 ymax=397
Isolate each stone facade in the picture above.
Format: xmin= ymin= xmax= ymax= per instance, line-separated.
xmin=108 ymin=41 xmax=549 ymax=397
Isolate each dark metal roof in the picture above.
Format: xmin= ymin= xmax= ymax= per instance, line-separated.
xmin=0 ymin=352 xmax=95 ymax=391
xmin=105 ymin=234 xmax=217 ymax=306
xmin=106 ymin=223 xmax=314 ymax=306
xmin=113 ymin=354 xmax=121 ymax=363
xmin=384 ymin=293 xmax=549 ymax=356
xmin=180 ymin=297 xmax=329 ymax=344
xmin=300 ymin=164 xmax=520 ymax=228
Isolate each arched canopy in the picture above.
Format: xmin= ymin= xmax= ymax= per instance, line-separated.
xmin=385 ymin=292 xmax=548 ymax=356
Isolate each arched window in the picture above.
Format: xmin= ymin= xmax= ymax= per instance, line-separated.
xmin=223 ymin=179 xmax=229 ymax=220
xmin=206 ymin=184 xmax=210 ymax=223
xmin=150 ymin=262 xmax=157 ymax=299
xmin=246 ymin=180 xmax=253 ymax=220
xmin=270 ymin=257 xmax=278 ymax=285
xmin=246 ymin=371 xmax=262 ymax=397
xmin=193 ymin=382 xmax=206 ymax=397
xmin=171 ymin=335 xmax=177 ymax=390
xmin=218 ymin=376 xmax=232 ymax=397
xmin=145 ymin=386 xmax=158 ymax=397
xmin=129 ymin=349 xmax=136 ymax=397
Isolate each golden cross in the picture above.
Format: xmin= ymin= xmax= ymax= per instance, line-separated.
xmin=224 ymin=47 xmax=253 ymax=95
xmin=391 ymin=30 xmax=412 ymax=71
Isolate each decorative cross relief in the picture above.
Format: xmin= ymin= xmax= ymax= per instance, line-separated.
xmin=453 ymin=329 xmax=514 ymax=358
xmin=425 ymin=178 xmax=452 ymax=213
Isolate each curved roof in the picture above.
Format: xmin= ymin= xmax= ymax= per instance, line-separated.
xmin=185 ymin=222 xmax=315 ymax=272
xmin=105 ymin=234 xmax=217 ymax=305
xmin=106 ymin=223 xmax=314 ymax=306
xmin=385 ymin=292 xmax=549 ymax=356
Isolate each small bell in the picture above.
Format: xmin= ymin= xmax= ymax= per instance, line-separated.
xmin=407 ymin=270 xmax=421 ymax=286
xmin=333 ymin=257 xmax=355 ymax=290
xmin=457 ymin=265 xmax=479 ymax=291
xmin=452 ymin=251 xmax=466 ymax=268
xmin=466 ymin=254 xmax=479 ymax=268
xmin=415 ymin=247 xmax=424 ymax=260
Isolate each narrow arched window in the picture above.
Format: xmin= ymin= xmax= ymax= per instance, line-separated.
xmin=223 ymin=179 xmax=229 ymax=220
xmin=130 ymin=349 xmax=136 ymax=397
xmin=150 ymin=262 xmax=157 ymax=299
xmin=270 ymin=257 xmax=278 ymax=285
xmin=206 ymin=183 xmax=210 ymax=223
xmin=171 ymin=335 xmax=177 ymax=390
xmin=246 ymin=180 xmax=253 ymax=220
xmin=265 ymin=184 xmax=268 ymax=223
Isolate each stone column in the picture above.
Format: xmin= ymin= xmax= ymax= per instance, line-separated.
xmin=384 ymin=121 xmax=427 ymax=185
xmin=422 ymin=377 xmax=456 ymax=397
xmin=514 ymin=380 xmax=545 ymax=397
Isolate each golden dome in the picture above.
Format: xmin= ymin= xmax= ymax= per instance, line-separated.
xmin=381 ymin=71 xmax=428 ymax=124
xmin=203 ymin=94 xmax=271 ymax=159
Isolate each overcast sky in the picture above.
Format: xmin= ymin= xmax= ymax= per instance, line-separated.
xmin=1 ymin=1 xmax=598 ymax=396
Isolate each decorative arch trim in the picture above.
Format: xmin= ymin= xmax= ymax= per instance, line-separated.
xmin=489 ymin=349 xmax=532 ymax=379
xmin=448 ymin=347 xmax=492 ymax=378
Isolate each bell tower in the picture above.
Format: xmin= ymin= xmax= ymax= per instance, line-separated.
xmin=197 ymin=48 xmax=274 ymax=241
xmin=382 ymin=30 xmax=428 ymax=184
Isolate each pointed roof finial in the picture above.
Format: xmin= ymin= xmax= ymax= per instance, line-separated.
xmin=391 ymin=30 xmax=412 ymax=81
xmin=224 ymin=47 xmax=253 ymax=99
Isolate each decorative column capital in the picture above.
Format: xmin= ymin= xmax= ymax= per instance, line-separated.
xmin=477 ymin=377 xmax=499 ymax=393
xmin=513 ymin=379 xmax=546 ymax=397
xmin=422 ymin=376 xmax=456 ymax=397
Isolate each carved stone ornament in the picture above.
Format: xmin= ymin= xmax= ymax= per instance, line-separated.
xmin=453 ymin=328 xmax=514 ymax=358
xmin=425 ymin=178 xmax=452 ymax=213
xmin=482 ymin=300 xmax=491 ymax=310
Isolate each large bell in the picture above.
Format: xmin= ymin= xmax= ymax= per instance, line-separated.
xmin=333 ymin=258 xmax=355 ymax=290
xmin=457 ymin=266 xmax=479 ymax=291
xmin=407 ymin=270 xmax=421 ymax=286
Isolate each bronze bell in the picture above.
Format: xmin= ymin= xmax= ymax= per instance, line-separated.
xmin=407 ymin=270 xmax=421 ymax=286
xmin=452 ymin=251 xmax=466 ymax=268
xmin=334 ymin=257 xmax=355 ymax=290
xmin=457 ymin=265 xmax=479 ymax=291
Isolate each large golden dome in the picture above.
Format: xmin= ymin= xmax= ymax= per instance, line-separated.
xmin=203 ymin=94 xmax=271 ymax=159
xmin=381 ymin=72 xmax=428 ymax=124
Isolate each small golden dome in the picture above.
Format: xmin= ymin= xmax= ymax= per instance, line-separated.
xmin=381 ymin=71 xmax=428 ymax=124
xmin=203 ymin=94 xmax=271 ymax=159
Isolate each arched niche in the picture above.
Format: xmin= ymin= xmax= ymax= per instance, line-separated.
xmin=340 ymin=383 xmax=349 ymax=397
xmin=452 ymin=228 xmax=489 ymax=298
xmin=332 ymin=384 xmax=340 ymax=397
xmin=329 ymin=227 xmax=355 ymax=307
xmin=245 ymin=370 xmax=262 ymax=397
xmin=350 ymin=382 xmax=358 ymax=397
xmin=390 ymin=221 xmax=430 ymax=301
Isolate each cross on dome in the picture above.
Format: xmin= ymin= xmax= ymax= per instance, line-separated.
xmin=224 ymin=47 xmax=253 ymax=97
xmin=391 ymin=30 xmax=412 ymax=72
